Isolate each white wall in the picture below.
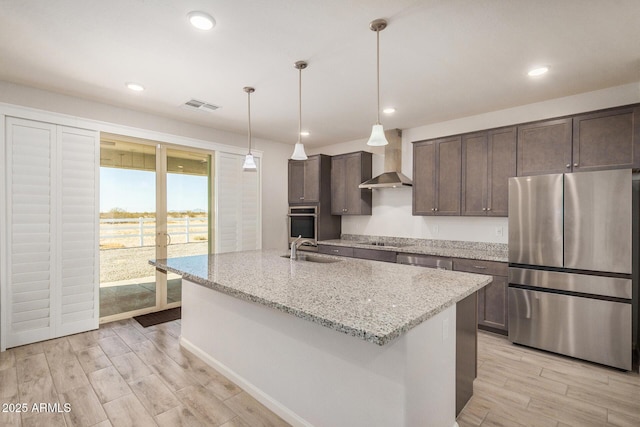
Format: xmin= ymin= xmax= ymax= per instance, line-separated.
xmin=310 ymin=82 xmax=640 ymax=243
xmin=0 ymin=81 xmax=291 ymax=249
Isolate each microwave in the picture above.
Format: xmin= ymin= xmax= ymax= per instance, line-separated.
xmin=288 ymin=206 xmax=318 ymax=246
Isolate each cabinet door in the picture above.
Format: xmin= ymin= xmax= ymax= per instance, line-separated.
xmin=572 ymin=106 xmax=639 ymax=171
xmin=487 ymin=127 xmax=516 ymax=216
xmin=303 ymin=156 xmax=320 ymax=203
xmin=435 ymin=136 xmax=462 ymax=215
xmin=345 ymin=153 xmax=370 ymax=215
xmin=517 ymin=118 xmax=572 ymax=176
xmin=288 ymin=160 xmax=305 ymax=203
xmin=478 ymin=275 xmax=508 ymax=333
xmin=461 ymin=132 xmax=488 ymax=216
xmin=330 ymin=156 xmax=346 ymax=214
xmin=413 ymin=141 xmax=436 ymax=215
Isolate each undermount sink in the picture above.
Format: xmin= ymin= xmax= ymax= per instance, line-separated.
xmin=281 ymin=254 xmax=342 ymax=263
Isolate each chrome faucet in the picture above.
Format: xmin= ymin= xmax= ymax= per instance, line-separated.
xmin=290 ymin=235 xmax=316 ymax=260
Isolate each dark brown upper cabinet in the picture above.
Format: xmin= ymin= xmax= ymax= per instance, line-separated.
xmin=572 ymin=105 xmax=640 ymax=172
xmin=413 ymin=136 xmax=461 ymax=216
xmin=331 ymin=151 xmax=372 ymax=215
xmin=517 ymin=118 xmax=572 ymax=176
xmin=462 ymin=127 xmax=516 ymax=217
xmin=288 ymin=154 xmax=330 ymax=205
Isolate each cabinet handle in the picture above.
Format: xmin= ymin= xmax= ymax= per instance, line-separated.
xmin=472 ymin=265 xmax=487 ymax=269
xmin=482 ymin=208 xmax=486 ymax=211
xmin=487 ymin=207 xmax=491 ymax=211
xmin=566 ymin=164 xmax=570 ymax=168
xmin=333 ymin=249 xmax=339 ymax=253
xmin=300 ymin=197 xmax=304 ymax=200
xmin=435 ymin=208 xmax=438 ymax=212
xmin=573 ymin=163 xmax=578 ymax=167
xmin=431 ymin=208 xmax=435 ymax=211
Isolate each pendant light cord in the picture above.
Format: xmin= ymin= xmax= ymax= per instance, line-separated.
xmin=247 ymin=90 xmax=252 ymax=154
xmin=298 ymin=66 xmax=302 ymax=144
xmin=376 ymin=27 xmax=380 ymax=125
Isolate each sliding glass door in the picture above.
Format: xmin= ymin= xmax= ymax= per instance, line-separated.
xmin=99 ymin=136 xmax=211 ymax=321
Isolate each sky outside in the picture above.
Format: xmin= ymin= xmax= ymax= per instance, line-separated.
xmin=100 ymin=168 xmax=208 ymax=212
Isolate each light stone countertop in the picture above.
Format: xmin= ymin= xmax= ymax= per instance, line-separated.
xmin=150 ymin=249 xmax=491 ymax=345
xmin=319 ymin=237 xmax=508 ymax=262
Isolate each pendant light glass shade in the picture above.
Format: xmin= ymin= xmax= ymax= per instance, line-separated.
xmin=290 ymin=61 xmax=308 ymax=160
xmin=367 ymin=19 xmax=389 ymax=147
xmin=243 ymin=86 xmax=257 ymax=171
xmin=242 ymin=153 xmax=257 ymax=170
xmin=367 ymin=124 xmax=388 ymax=146
xmin=291 ymin=142 xmax=307 ymax=160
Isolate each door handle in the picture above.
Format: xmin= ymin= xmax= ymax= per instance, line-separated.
xmin=166 ymin=233 xmax=172 ymax=246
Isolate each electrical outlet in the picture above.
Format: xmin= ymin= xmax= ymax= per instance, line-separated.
xmin=495 ymin=226 xmax=503 ymax=237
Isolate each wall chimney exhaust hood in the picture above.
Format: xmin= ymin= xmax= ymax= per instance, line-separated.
xmin=359 ymin=129 xmax=412 ymax=189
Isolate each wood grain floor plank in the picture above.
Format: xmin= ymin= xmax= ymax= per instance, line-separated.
xmin=527 ymin=393 xmax=608 ymax=427
xmin=102 ymin=393 xmax=156 ymax=427
xmin=98 ymin=336 xmax=131 ymax=359
xmin=0 ymin=348 xmax=16 ymax=370
xmin=113 ymin=327 xmax=149 ymax=347
xmin=67 ymin=332 xmax=98 ymax=352
xmin=607 ymin=409 xmax=640 ymax=427
xmin=77 ymin=346 xmax=113 ymax=374
xmin=219 ymin=415 xmax=254 ymax=427
xmin=88 ymin=366 xmax=132 ymax=404
xmin=0 ymin=367 xmax=18 ymax=398
xmin=59 ymin=383 xmax=108 ymax=427
xmin=18 ymin=375 xmax=66 ymax=427
xmin=148 ymin=359 xmax=196 ymax=392
xmin=224 ymin=391 xmax=289 ymax=427
xmin=175 ymin=384 xmax=236 ymax=426
xmin=155 ymin=405 xmax=208 ymax=427
xmin=129 ymin=340 xmax=174 ymax=366
xmin=49 ymin=357 xmax=89 ymax=394
xmin=12 ymin=342 xmax=43 ymax=360
xmin=16 ymin=354 xmax=50 ymax=384
xmin=129 ymin=374 xmax=180 ymax=416
xmin=42 ymin=337 xmax=76 ymax=362
xmin=111 ymin=352 xmax=153 ymax=382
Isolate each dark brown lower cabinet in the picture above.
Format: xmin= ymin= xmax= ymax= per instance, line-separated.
xmin=317 ymin=244 xmax=396 ymax=263
xmin=453 ymin=259 xmax=508 ymax=335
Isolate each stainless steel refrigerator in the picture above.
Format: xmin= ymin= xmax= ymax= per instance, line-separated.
xmin=508 ymin=168 xmax=637 ymax=370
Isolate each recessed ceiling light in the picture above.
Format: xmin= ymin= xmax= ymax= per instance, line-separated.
xmin=300 ymin=131 xmax=310 ymax=137
xmin=383 ymin=107 xmax=396 ymax=114
xmin=528 ymin=67 xmax=549 ymax=77
xmin=126 ymin=82 xmax=145 ymax=92
xmin=188 ymin=11 xmax=215 ymax=30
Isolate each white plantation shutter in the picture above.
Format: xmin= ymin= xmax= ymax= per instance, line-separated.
xmin=215 ymin=153 xmax=261 ymax=253
xmin=3 ymin=117 xmax=99 ymax=348
xmin=6 ymin=118 xmax=56 ymax=346
xmin=57 ymin=126 xmax=99 ymax=335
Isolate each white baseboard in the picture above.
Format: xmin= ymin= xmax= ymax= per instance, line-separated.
xmin=179 ymin=336 xmax=312 ymax=427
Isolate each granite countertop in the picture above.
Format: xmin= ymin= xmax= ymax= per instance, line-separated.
xmin=150 ymin=249 xmax=491 ymax=346
xmin=319 ymin=236 xmax=508 ymax=262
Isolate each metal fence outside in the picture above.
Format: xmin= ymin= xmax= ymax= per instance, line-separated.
xmin=100 ymin=216 xmax=208 ymax=247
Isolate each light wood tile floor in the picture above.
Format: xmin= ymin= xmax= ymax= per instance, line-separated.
xmin=1 ymin=320 xmax=638 ymax=426
xmin=458 ymin=331 xmax=640 ymax=427
xmin=0 ymin=319 xmax=289 ymax=427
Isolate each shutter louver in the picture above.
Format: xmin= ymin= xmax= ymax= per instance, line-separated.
xmin=58 ymin=127 xmax=99 ymax=334
xmin=7 ymin=119 xmax=55 ymax=346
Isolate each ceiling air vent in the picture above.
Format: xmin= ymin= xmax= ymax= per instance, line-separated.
xmin=183 ymin=99 xmax=221 ymax=112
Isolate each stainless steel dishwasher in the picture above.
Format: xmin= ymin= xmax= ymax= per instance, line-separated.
xmin=396 ymin=252 xmax=475 ymax=416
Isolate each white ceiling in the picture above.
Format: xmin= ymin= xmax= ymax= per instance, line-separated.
xmin=1 ymin=0 xmax=639 ymax=147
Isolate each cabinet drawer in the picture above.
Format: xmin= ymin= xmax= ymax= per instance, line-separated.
xmin=318 ymin=245 xmax=354 ymax=257
xmin=453 ymin=258 xmax=507 ymax=276
xmin=352 ymin=248 xmax=396 ymax=263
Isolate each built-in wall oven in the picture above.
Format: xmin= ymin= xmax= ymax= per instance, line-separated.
xmin=288 ymin=206 xmax=318 ymax=247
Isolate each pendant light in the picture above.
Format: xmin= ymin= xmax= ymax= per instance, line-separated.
xmin=291 ymin=60 xmax=308 ymax=160
xmin=242 ymin=86 xmax=257 ymax=171
xmin=367 ymin=19 xmax=389 ymax=146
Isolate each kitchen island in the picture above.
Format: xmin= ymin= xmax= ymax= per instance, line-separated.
xmin=151 ymin=249 xmax=491 ymax=427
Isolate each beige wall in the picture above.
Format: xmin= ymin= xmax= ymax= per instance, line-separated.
xmin=309 ymin=82 xmax=640 ymax=243
xmin=0 ymin=80 xmax=291 ymax=249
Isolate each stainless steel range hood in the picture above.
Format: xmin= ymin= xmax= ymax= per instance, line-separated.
xmin=359 ymin=129 xmax=412 ymax=189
